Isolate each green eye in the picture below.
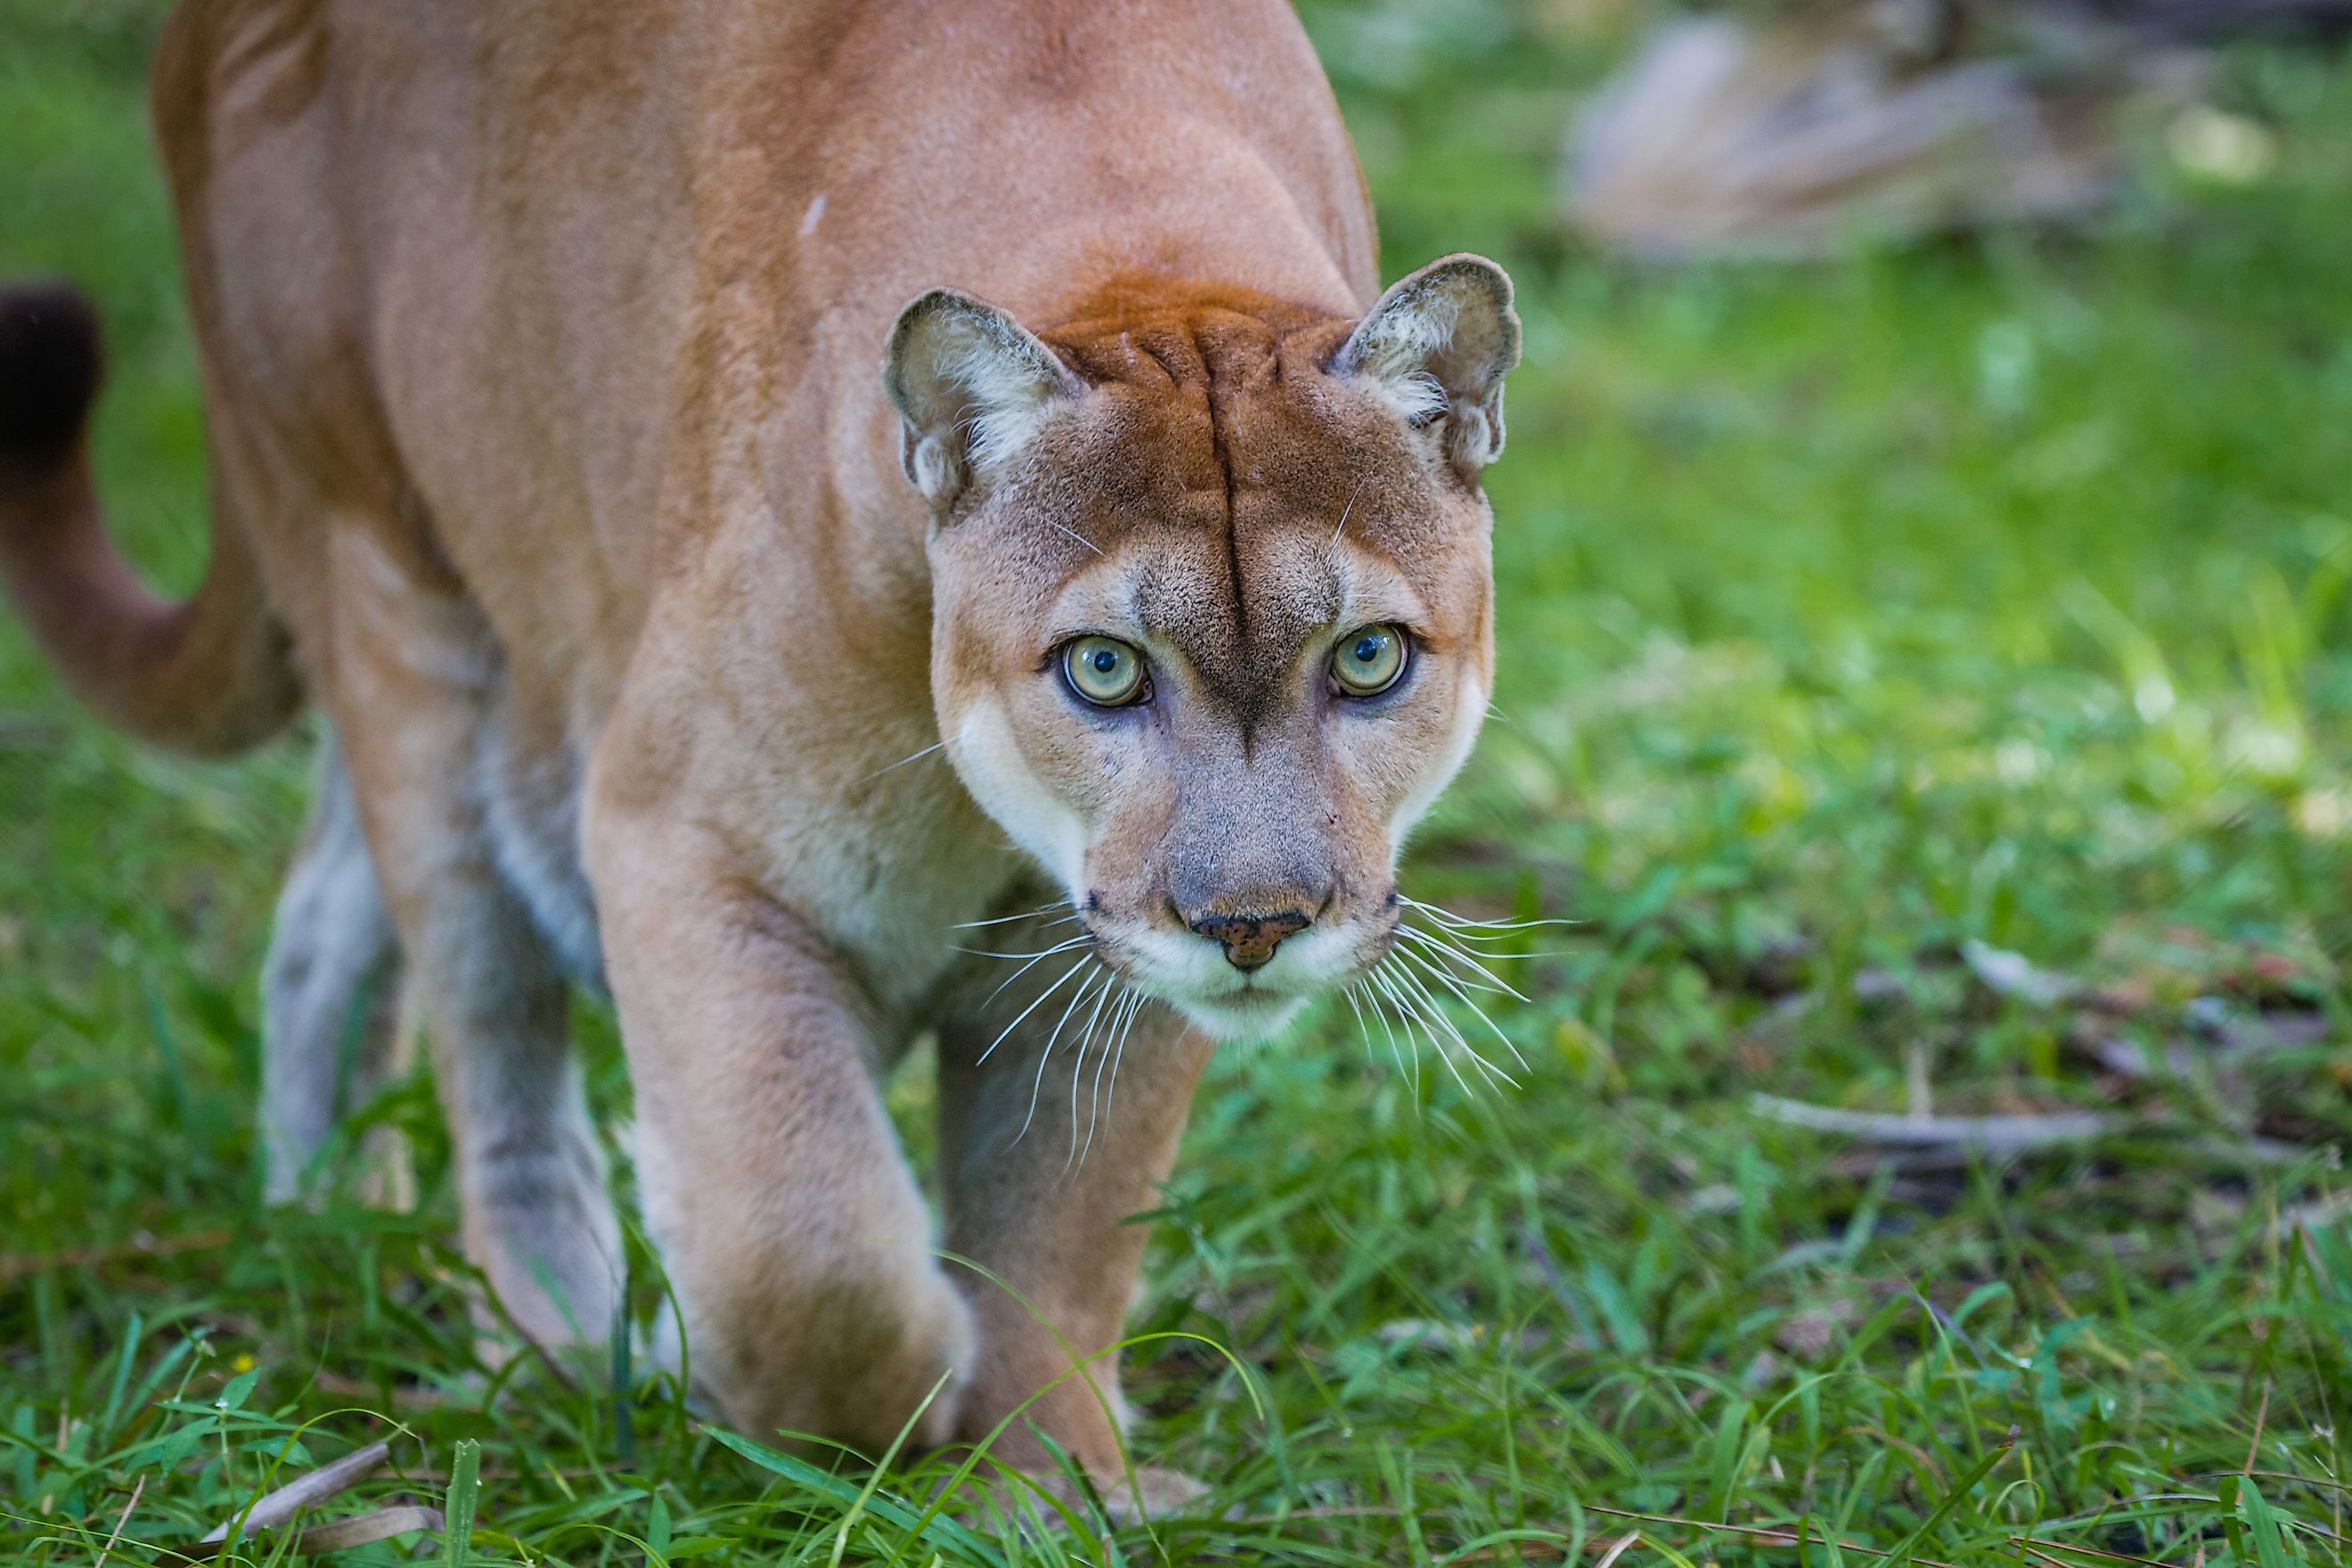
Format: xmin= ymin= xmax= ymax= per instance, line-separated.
xmin=1331 ymin=624 xmax=1408 ymax=697
xmin=1063 ymin=636 xmax=1148 ymax=706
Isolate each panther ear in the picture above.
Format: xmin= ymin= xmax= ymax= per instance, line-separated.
xmin=885 ymin=289 xmax=1082 ymax=515
xmin=1332 ymin=254 xmax=1522 ymax=482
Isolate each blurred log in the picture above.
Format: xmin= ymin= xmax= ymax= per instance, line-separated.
xmin=2082 ymin=0 xmax=2352 ymax=43
xmin=1564 ymin=0 xmax=2203 ymax=257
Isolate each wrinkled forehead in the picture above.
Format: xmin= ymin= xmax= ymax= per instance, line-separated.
xmin=938 ymin=298 xmax=1487 ymax=698
xmin=1052 ymin=391 xmax=1450 ymax=703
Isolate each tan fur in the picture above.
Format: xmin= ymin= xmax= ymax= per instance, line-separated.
xmin=0 ymin=0 xmax=1516 ymax=1502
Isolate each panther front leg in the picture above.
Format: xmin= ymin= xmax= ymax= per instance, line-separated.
xmin=932 ymin=931 xmax=1215 ymax=1517
xmin=587 ymin=801 xmax=976 ymax=1452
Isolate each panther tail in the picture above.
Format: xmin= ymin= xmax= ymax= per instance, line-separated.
xmin=0 ymin=284 xmax=300 ymax=754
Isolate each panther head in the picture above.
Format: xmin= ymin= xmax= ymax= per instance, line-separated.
xmin=888 ymin=257 xmax=1518 ymax=1039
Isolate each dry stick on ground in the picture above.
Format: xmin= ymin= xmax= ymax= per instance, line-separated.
xmin=198 ymin=1439 xmax=392 ymax=1546
xmin=0 ymin=1228 xmax=233 ymax=1283
xmin=1579 ymin=1507 xmax=1971 ymax=1568
xmin=2208 ymin=1470 xmax=2352 ymax=1496
xmin=383 ymin=1461 xmax=625 ymax=1483
xmin=1235 ymin=1503 xmax=1967 ymax=1568
xmin=1591 ymin=1532 xmax=1641 ymax=1568
xmin=2020 ymin=1546 xmax=2121 ymax=1568
xmin=2011 ymin=1536 xmax=2170 ymax=1568
xmin=1752 ymin=1093 xmax=2114 ymax=1152
xmin=307 ymin=1369 xmax=456 ymax=1410
xmin=2210 ymin=1138 xmax=2333 ymax=1171
xmin=2036 ymin=1492 xmax=2352 ymax=1550
xmin=292 ymin=1503 xmax=445 ymax=1555
xmin=90 ymin=1475 xmax=143 ymax=1568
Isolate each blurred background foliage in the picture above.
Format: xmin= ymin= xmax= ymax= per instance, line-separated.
xmin=4 ymin=0 xmax=2352 ymax=1563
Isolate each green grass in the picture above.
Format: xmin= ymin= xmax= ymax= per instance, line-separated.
xmin=6 ymin=2 xmax=2352 ymax=1563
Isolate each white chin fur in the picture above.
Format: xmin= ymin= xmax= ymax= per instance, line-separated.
xmin=1172 ymin=991 xmax=1311 ymax=1043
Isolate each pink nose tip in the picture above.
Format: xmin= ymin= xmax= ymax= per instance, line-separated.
xmin=1187 ymin=910 xmax=1311 ymax=970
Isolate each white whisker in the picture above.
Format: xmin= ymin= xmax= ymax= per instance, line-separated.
xmin=1339 ymin=982 xmax=1381 ymax=1069
xmin=1075 ymin=984 xmax=1135 ymax=1172
xmin=1065 ymin=972 xmax=1123 ymax=1170
xmin=979 ymin=935 xmax=1094 ymax=1005
xmin=1325 ymin=478 xmax=1365 ymax=560
xmin=1367 ymin=975 xmax=1420 ymax=1094
xmin=1326 ymin=479 xmax=1364 ymax=564
xmin=1401 ymin=923 xmax=1549 ymax=951
xmin=863 ymin=737 xmax=952 ymax=781
xmin=1066 ymin=1041 xmax=1088 ymax=1164
xmin=1393 ymin=974 xmax=1479 ymax=1097
xmin=1394 ymin=943 xmax=1531 ymax=1072
xmin=1351 ymin=979 xmax=1428 ymax=1107
xmin=1093 ymin=990 xmax=1147 ymax=1162
xmin=1399 ymin=919 xmax=1561 ymax=958
xmin=953 ymin=935 xmax=1091 ymax=961
xmin=953 ymin=902 xmax=1077 ymax=931
xmin=1401 ymin=895 xmax=1580 ymax=934
xmin=980 ymin=957 xmax=1093 ymax=1064
xmin=1392 ymin=927 xmax=1524 ymax=999
xmin=1388 ymin=960 xmax=1517 ymax=1089
xmin=1018 ymin=1043 xmax=1058 ymax=1147
xmin=1375 ymin=967 xmax=1467 ymax=1097
xmin=1018 ymin=966 xmax=1111 ymax=1144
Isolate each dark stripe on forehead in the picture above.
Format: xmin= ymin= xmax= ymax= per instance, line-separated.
xmin=1042 ymin=278 xmax=1368 ymax=723
xmin=1203 ymin=354 xmax=1254 ymax=745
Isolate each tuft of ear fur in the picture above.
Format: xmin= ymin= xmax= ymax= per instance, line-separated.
xmin=884 ymin=289 xmax=1082 ymax=515
xmin=1331 ymin=255 xmax=1521 ymax=482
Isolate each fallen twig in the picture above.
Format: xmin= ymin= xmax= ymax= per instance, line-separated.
xmin=199 ymin=1438 xmax=392 ymax=1546
xmin=307 ymin=1369 xmax=456 ymax=1409
xmin=2019 ymin=1544 xmax=2113 ymax=1568
xmin=1581 ymin=1505 xmax=1969 ymax=1568
xmin=0 ymin=1228 xmax=234 ymax=1283
xmin=1591 ymin=1531 xmax=1640 ymax=1568
xmin=292 ymin=1502 xmax=444 ymax=1554
xmin=2006 ymin=1535 xmax=2169 ymax=1568
xmin=1752 ymin=1094 xmax=2113 ymax=1153
xmin=1964 ymin=941 xmax=2083 ymax=1007
xmin=2194 ymin=1137 xmax=2332 ymax=1170
xmin=1829 ymin=1132 xmax=2329 ymax=1179
xmin=92 ymin=1475 xmax=143 ymax=1568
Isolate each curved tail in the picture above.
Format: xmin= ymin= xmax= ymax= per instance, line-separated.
xmin=0 ymin=284 xmax=302 ymax=755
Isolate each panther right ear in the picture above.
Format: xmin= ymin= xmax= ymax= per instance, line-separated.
xmin=884 ymin=290 xmax=1082 ymax=515
xmin=1331 ymin=254 xmax=1521 ymax=483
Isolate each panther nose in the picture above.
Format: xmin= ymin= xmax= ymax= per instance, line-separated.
xmin=1188 ymin=910 xmax=1311 ymax=970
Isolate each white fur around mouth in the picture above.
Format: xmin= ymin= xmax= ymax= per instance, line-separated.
xmin=1098 ymin=919 xmax=1378 ymax=1042
xmin=1170 ymin=988 xmax=1311 ymax=1043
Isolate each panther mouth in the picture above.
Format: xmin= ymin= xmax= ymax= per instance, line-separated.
xmin=1082 ymin=911 xmax=1399 ymax=1042
xmin=1166 ymin=986 xmax=1313 ymax=1043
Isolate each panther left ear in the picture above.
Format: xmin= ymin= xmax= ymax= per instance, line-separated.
xmin=1331 ymin=254 xmax=1522 ymax=482
xmin=885 ymin=289 xmax=1082 ymax=516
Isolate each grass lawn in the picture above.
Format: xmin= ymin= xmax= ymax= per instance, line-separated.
xmin=6 ymin=2 xmax=2352 ymax=1563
